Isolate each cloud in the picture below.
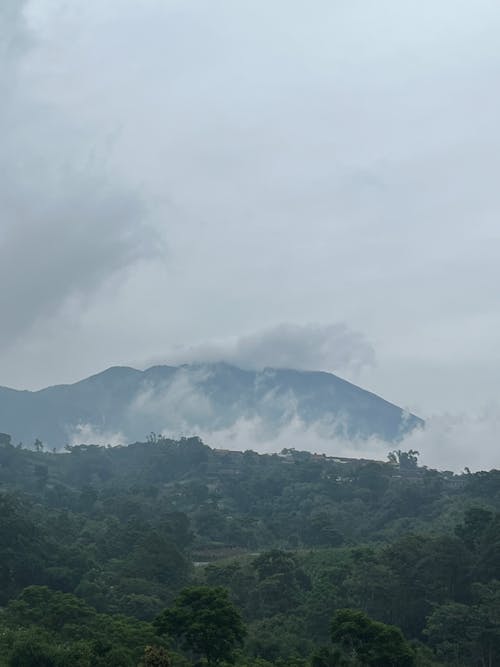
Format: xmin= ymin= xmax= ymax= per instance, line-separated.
xmin=68 ymin=422 xmax=125 ymax=448
xmin=59 ymin=356 xmax=500 ymax=472
xmin=397 ymin=408 xmax=500 ymax=473
xmin=1 ymin=0 xmax=500 ymax=421
xmin=129 ymin=366 xmax=215 ymax=433
xmin=161 ymin=408 xmax=500 ymax=474
xmin=0 ymin=2 xmax=158 ymax=348
xmin=160 ymin=322 xmax=376 ymax=374
xmin=64 ymin=409 xmax=500 ymax=473
xmin=124 ymin=367 xmax=394 ymax=459
xmin=173 ymin=415 xmax=388 ymax=461
xmin=0 ymin=1 xmax=30 ymax=72
xmin=125 ymin=369 xmax=500 ymax=472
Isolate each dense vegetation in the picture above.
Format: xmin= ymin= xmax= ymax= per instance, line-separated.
xmin=1 ymin=432 xmax=500 ymax=665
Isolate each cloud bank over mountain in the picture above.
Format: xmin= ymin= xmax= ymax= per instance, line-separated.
xmin=0 ymin=363 xmax=422 ymax=453
xmin=155 ymin=323 xmax=376 ymax=375
xmin=2 ymin=0 xmax=500 ymax=483
xmin=66 ymin=398 xmax=500 ymax=473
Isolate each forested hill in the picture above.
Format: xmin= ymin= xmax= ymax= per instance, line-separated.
xmin=0 ymin=362 xmax=423 ymax=448
xmin=0 ymin=435 xmax=480 ymax=554
xmin=2 ymin=436 xmax=500 ymax=666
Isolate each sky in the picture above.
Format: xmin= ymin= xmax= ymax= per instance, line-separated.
xmin=1 ymin=0 xmax=500 ymax=431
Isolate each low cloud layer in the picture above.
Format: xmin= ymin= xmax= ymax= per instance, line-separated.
xmin=68 ymin=405 xmax=500 ymax=473
xmin=160 ymin=322 xmax=376 ymax=374
xmin=130 ymin=366 xmax=215 ymax=432
xmin=157 ymin=407 xmax=500 ymax=473
xmin=64 ymin=363 xmax=500 ymax=472
xmin=68 ymin=422 xmax=125 ymax=449
xmin=398 ymin=409 xmax=500 ymax=473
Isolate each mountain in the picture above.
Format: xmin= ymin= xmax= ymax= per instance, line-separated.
xmin=0 ymin=363 xmax=423 ymax=448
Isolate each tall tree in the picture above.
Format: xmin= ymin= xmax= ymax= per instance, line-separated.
xmin=155 ymin=586 xmax=245 ymax=666
xmin=330 ymin=609 xmax=415 ymax=667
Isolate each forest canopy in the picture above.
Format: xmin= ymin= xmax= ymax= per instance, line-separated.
xmin=1 ymin=435 xmax=500 ymax=666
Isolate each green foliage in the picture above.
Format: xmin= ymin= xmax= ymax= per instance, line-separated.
xmin=2 ymin=438 xmax=500 ymax=665
xmin=8 ymin=633 xmax=58 ymax=667
xmin=0 ymin=586 xmax=163 ymax=666
xmin=311 ymin=645 xmax=352 ymax=667
xmin=140 ymin=645 xmax=171 ymax=667
xmin=330 ymin=609 xmax=415 ymax=666
xmin=6 ymin=585 xmax=94 ymax=631
xmin=455 ymin=506 xmax=493 ymax=551
xmin=424 ymin=584 xmax=500 ymax=667
xmin=156 ymin=586 xmax=246 ymax=665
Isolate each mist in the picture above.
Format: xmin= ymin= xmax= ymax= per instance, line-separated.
xmin=151 ymin=322 xmax=376 ymax=376
xmin=63 ymin=365 xmax=500 ymax=472
xmin=2 ymin=0 xmax=500 ymax=470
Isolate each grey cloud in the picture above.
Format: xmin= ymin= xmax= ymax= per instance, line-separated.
xmin=0 ymin=173 xmax=154 ymax=344
xmin=194 ymin=409 xmax=500 ymax=473
xmin=189 ymin=417 xmax=392 ymax=462
xmin=0 ymin=1 xmax=29 ymax=69
xmin=130 ymin=366 xmax=215 ymax=433
xmin=65 ymin=401 xmax=500 ymax=473
xmin=1 ymin=0 xmax=500 ymax=432
xmin=161 ymin=322 xmax=376 ymax=374
xmin=395 ymin=409 xmax=500 ymax=473
xmin=68 ymin=422 xmax=125 ymax=448
xmin=155 ymin=399 xmax=500 ymax=473
xmin=0 ymin=2 xmax=158 ymax=347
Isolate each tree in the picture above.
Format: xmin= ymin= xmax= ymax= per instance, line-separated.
xmin=155 ymin=586 xmax=245 ymax=665
xmin=0 ymin=432 xmax=12 ymax=447
xmin=330 ymin=609 xmax=415 ymax=667
xmin=424 ymin=602 xmax=485 ymax=666
xmin=8 ymin=633 xmax=58 ymax=667
xmin=140 ymin=645 xmax=171 ymax=667
xmin=311 ymin=645 xmax=353 ymax=667
xmin=387 ymin=450 xmax=419 ymax=470
xmin=455 ymin=506 xmax=493 ymax=552
xmin=34 ymin=464 xmax=49 ymax=489
xmin=425 ymin=590 xmax=500 ymax=667
xmin=5 ymin=586 xmax=95 ymax=633
xmin=252 ymin=550 xmax=310 ymax=615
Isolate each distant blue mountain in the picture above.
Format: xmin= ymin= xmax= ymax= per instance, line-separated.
xmin=0 ymin=363 xmax=423 ymax=448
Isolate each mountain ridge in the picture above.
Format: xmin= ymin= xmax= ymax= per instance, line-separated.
xmin=0 ymin=363 xmax=423 ymax=448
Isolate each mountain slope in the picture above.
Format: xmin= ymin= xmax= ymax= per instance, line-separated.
xmin=0 ymin=363 xmax=423 ymax=448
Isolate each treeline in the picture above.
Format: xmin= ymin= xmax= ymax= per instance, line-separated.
xmin=0 ymin=583 xmax=415 ymax=666
xmin=0 ymin=435 xmax=492 ymax=552
xmin=1 ymin=435 xmax=500 ymax=665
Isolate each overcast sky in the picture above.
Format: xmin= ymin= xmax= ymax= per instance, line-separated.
xmin=2 ymin=0 xmax=500 ymax=420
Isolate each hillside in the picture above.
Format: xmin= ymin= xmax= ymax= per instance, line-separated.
xmin=1 ymin=437 xmax=499 ymax=666
xmin=0 ymin=362 xmax=423 ymax=449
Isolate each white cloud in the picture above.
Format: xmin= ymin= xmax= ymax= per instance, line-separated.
xmin=68 ymin=422 xmax=125 ymax=448
xmin=186 ymin=415 xmax=389 ymax=461
xmin=157 ymin=322 xmax=375 ymax=375
xmin=398 ymin=408 xmax=500 ymax=472
xmin=129 ymin=366 xmax=215 ymax=433
xmin=164 ymin=408 xmax=500 ymax=473
xmin=61 ymin=361 xmax=500 ymax=471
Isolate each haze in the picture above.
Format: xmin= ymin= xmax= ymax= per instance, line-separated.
xmin=2 ymin=1 xmax=500 ymax=444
